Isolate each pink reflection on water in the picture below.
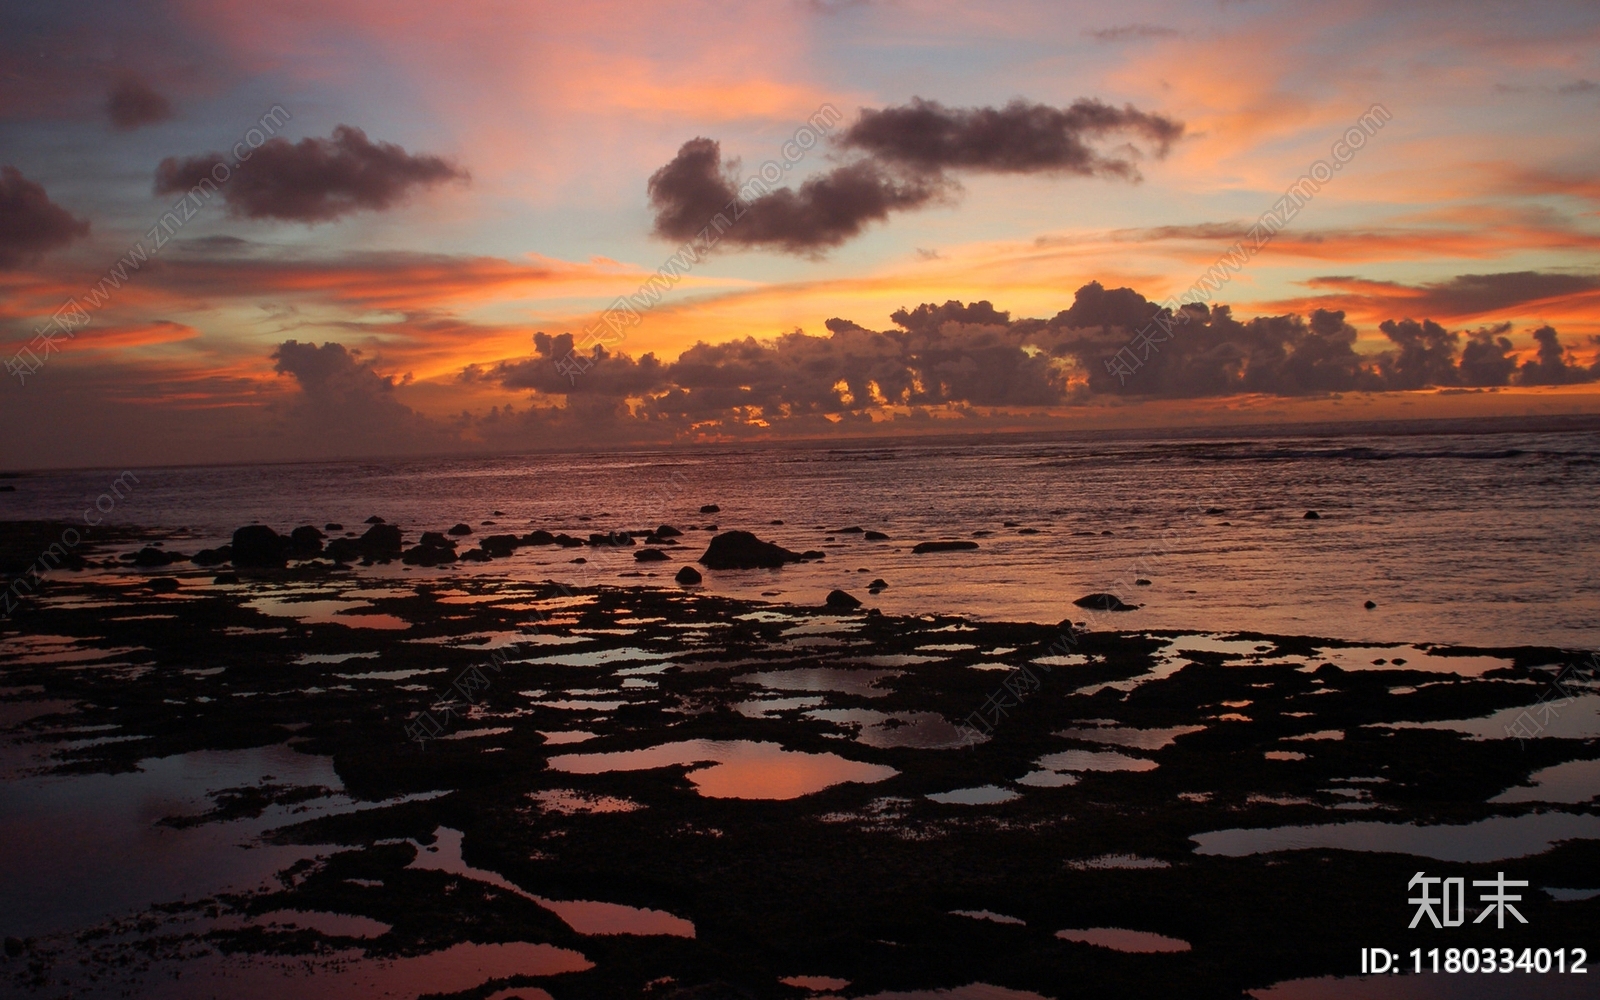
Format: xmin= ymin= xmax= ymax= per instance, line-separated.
xmin=1055 ymin=927 xmax=1191 ymax=953
xmin=546 ymin=739 xmax=898 ymax=799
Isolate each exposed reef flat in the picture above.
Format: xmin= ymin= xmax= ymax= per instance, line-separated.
xmin=1 ymin=554 xmax=1597 ymax=999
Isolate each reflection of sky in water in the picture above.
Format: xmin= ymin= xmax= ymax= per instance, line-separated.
xmin=1380 ymin=694 xmax=1600 ymax=741
xmin=1193 ymin=811 xmax=1600 ymax=862
xmin=1490 ymin=758 xmax=1600 ymax=804
xmin=547 ymin=739 xmax=897 ymax=799
xmin=734 ymin=668 xmax=902 ymax=698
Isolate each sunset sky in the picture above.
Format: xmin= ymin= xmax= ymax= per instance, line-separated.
xmin=3 ymin=0 xmax=1599 ymax=468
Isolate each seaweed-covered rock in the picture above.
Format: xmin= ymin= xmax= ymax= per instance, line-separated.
xmin=912 ymin=540 xmax=979 ymax=554
xmin=698 ymin=531 xmax=802 ymax=569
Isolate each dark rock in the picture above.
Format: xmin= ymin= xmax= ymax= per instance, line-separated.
xmin=448 ymin=522 xmax=473 ymax=535
xmin=358 ymin=523 xmax=403 ymax=560
xmin=700 ymin=504 xmax=721 ymax=514
xmin=1135 ymin=578 xmax=1152 ymax=586
xmin=492 ymin=510 xmax=505 ymax=516
xmin=1003 ymin=521 xmax=1019 ymax=527
xmin=1205 ymin=507 xmax=1226 ymax=515
xmin=553 ymin=533 xmax=585 ymax=548
xmin=521 ymin=530 xmax=556 ymax=546
xmin=644 ymin=534 xmax=679 ymax=546
xmin=325 ymin=537 xmax=362 ymax=562
xmin=770 ymin=519 xmax=784 ymax=525
xmin=698 ymin=530 xmax=803 ymax=569
xmin=1073 ymin=592 xmax=1139 ymax=612
xmin=800 ymin=550 xmax=825 ymax=560
xmin=589 ymin=531 xmax=634 ymax=547
xmin=571 ymin=557 xmax=587 ymax=564
xmin=212 ymin=573 xmax=239 ymax=585
xmin=191 ymin=546 xmax=231 ymax=567
xmin=1101 ymin=530 xmax=1114 ymax=536
xmin=835 ymin=526 xmax=864 ymax=534
xmin=420 ymin=531 xmax=455 ymax=549
xmin=147 ymin=577 xmax=180 ymax=593
xmin=133 ymin=546 xmax=184 ymax=567
xmin=402 ymin=544 xmax=456 ymax=567
xmin=972 ymin=530 xmax=991 ymax=537
xmin=825 ymin=589 xmax=862 ymax=609
xmin=705 ymin=524 xmax=718 ymax=531
xmin=4 ymin=936 xmax=23 ymax=957
xmin=1017 ymin=528 xmax=1039 ymax=535
xmin=1364 ymin=600 xmax=1377 ymax=609
xmin=635 ymin=548 xmax=670 ymax=562
xmin=364 ymin=515 xmax=385 ymax=524
xmin=654 ymin=524 xmax=683 ymax=537
xmin=1303 ymin=510 xmax=1320 ymax=519
xmin=0 ymin=486 xmax=14 ymax=493
xmin=458 ymin=548 xmax=492 ymax=562
xmin=481 ymin=534 xmax=520 ymax=557
xmin=324 ymin=522 xmax=343 ymax=532
xmin=864 ymin=530 xmax=889 ymax=541
xmin=868 ymin=578 xmax=888 ymax=591
xmin=675 ymin=565 xmax=702 ymax=585
xmin=912 ymin=540 xmax=979 ymax=554
xmin=288 ymin=525 xmax=325 ymax=555
xmin=231 ymin=525 xmax=286 ymax=567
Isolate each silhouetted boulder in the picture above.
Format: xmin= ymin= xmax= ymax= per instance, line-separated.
xmin=826 ymin=589 xmax=862 ymax=609
xmin=481 ymin=534 xmax=520 ymax=557
xmin=364 ymin=515 xmax=385 ymax=524
xmin=147 ymin=577 xmax=179 ymax=593
xmin=1364 ymin=600 xmax=1377 ymax=609
xmin=132 ymin=546 xmax=184 ymax=567
xmin=288 ymin=525 xmax=325 ymax=556
xmin=800 ymin=550 xmax=825 ymax=560
xmin=675 ymin=565 xmax=702 ymax=585
xmin=358 ymin=523 xmax=403 ymax=560
xmin=459 ymin=548 xmax=492 ymax=562
xmin=402 ymin=543 xmax=456 ymax=566
xmin=324 ymin=522 xmax=343 ymax=531
xmin=1073 ymin=592 xmax=1139 ymax=612
xmin=635 ymin=548 xmax=670 ymax=562
xmin=231 ymin=525 xmax=286 ymax=567
xmin=835 ymin=526 xmax=864 ymax=534
xmin=868 ymin=578 xmax=888 ymax=591
xmin=700 ymin=504 xmax=720 ymax=514
xmin=654 ymin=524 xmax=683 ymax=537
xmin=1205 ymin=507 xmax=1226 ymax=515
xmin=522 ymin=530 xmax=556 ymax=546
xmin=698 ymin=530 xmax=803 ymax=569
xmin=553 ymin=533 xmax=585 ymax=548
xmin=191 ymin=545 xmax=231 ymax=567
xmin=325 ymin=537 xmax=361 ymax=562
xmin=589 ymin=531 xmax=634 ymax=547
xmin=912 ymin=540 xmax=979 ymax=554
xmin=213 ymin=573 xmax=239 ymax=585
xmin=448 ymin=522 xmax=473 ymax=535
xmin=864 ymin=530 xmax=889 ymax=541
xmin=1135 ymin=578 xmax=1152 ymax=586
xmin=1303 ymin=510 xmax=1320 ymax=520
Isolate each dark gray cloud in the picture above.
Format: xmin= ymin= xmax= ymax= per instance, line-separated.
xmin=155 ymin=125 xmax=466 ymax=223
xmin=271 ymin=340 xmax=445 ymax=454
xmin=1087 ymin=24 xmax=1182 ymax=42
xmin=649 ymin=97 xmax=1182 ymax=253
xmin=1402 ymin=271 xmax=1600 ymax=316
xmin=1376 ymin=318 xmax=1460 ymax=389
xmin=839 ymin=97 xmax=1182 ymax=177
xmin=1558 ymin=79 xmax=1599 ymax=95
xmin=1457 ymin=324 xmax=1517 ymax=386
xmin=106 ymin=74 xmax=172 ymax=130
xmin=1519 ymin=325 xmax=1591 ymax=385
xmin=0 ymin=165 xmax=90 ymax=269
xmin=648 ymin=138 xmax=946 ymax=253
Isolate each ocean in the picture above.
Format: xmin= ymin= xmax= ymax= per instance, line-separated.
xmin=8 ymin=417 xmax=1599 ymax=649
